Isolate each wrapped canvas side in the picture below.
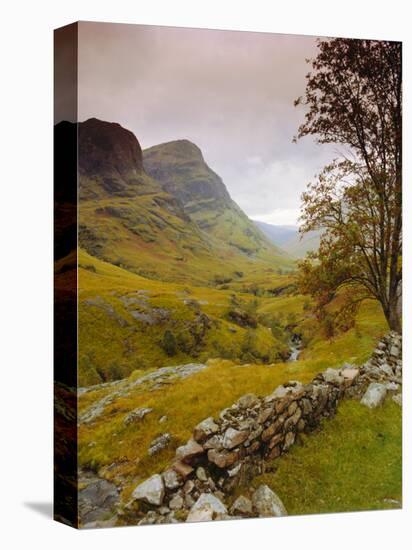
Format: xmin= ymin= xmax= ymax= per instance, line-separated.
xmin=54 ymin=22 xmax=79 ymax=528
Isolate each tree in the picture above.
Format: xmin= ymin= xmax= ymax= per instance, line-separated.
xmin=295 ymin=38 xmax=402 ymax=332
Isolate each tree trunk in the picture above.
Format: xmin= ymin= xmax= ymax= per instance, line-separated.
xmin=384 ymin=298 xmax=402 ymax=333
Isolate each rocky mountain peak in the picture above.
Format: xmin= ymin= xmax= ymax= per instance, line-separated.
xmin=79 ymin=118 xmax=144 ymax=178
xmin=143 ymin=139 xmax=232 ymax=209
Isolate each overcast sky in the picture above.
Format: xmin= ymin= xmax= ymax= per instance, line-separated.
xmin=76 ymin=22 xmax=337 ymax=226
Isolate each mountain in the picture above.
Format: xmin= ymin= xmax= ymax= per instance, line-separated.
xmin=143 ymin=140 xmax=286 ymax=258
xmin=253 ymin=221 xmax=298 ymax=247
xmin=61 ymin=118 xmax=293 ymax=286
xmin=285 ymin=230 xmax=322 ymax=258
xmin=253 ymin=219 xmax=321 ymax=258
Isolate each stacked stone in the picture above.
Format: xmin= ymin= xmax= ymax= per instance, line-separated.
xmin=344 ymin=331 xmax=402 ymax=401
xmin=127 ymin=370 xmax=359 ymax=524
xmin=361 ymin=331 xmax=402 ymax=382
xmin=126 ymin=332 xmax=402 ymax=525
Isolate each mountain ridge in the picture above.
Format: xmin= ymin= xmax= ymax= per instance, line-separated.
xmin=55 ymin=118 xmax=294 ymax=285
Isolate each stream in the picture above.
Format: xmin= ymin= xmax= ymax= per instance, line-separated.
xmin=288 ymin=334 xmax=302 ymax=362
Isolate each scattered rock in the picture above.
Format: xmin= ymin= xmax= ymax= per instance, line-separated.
xmin=186 ymin=493 xmax=228 ymax=522
xmin=123 ymin=407 xmax=153 ymax=426
xmin=132 ymin=474 xmax=165 ymax=506
xmin=252 ymin=484 xmax=288 ymax=517
xmin=392 ymin=393 xmax=402 ymax=406
xmin=231 ymin=495 xmax=253 ymax=516
xmin=148 ymin=433 xmax=171 ymax=455
xmin=360 ymin=383 xmax=387 ymax=408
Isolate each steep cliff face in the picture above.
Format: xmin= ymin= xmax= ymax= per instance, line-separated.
xmin=78 ymin=118 xmax=160 ymax=199
xmin=143 ymin=140 xmax=286 ymax=257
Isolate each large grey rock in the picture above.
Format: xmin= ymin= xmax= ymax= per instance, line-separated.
xmin=252 ymin=484 xmax=288 ymax=517
xmin=78 ymin=477 xmax=119 ymax=525
xmin=193 ymin=417 xmax=219 ymax=442
xmin=223 ymin=427 xmax=249 ymax=449
xmin=361 ymin=383 xmax=387 ymax=408
xmin=186 ymin=493 xmax=227 ymax=522
xmin=132 ymin=474 xmax=165 ymax=506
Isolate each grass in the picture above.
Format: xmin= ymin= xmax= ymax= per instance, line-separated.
xmin=76 ymin=249 xmax=293 ymax=385
xmin=78 ymin=296 xmax=388 ymax=505
xmin=75 ymin=245 xmax=393 ymax=514
xmin=240 ymin=399 xmax=402 ymax=514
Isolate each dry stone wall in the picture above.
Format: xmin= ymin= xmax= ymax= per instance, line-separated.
xmin=125 ymin=332 xmax=402 ymax=525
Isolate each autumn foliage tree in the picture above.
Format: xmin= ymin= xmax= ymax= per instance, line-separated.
xmin=295 ymin=38 xmax=402 ymax=333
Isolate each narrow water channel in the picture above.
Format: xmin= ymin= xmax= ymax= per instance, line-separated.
xmin=288 ymin=334 xmax=302 ymax=362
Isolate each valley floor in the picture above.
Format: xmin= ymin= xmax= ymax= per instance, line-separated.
xmin=72 ymin=247 xmax=399 ymax=525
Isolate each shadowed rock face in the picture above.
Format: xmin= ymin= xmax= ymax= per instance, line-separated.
xmin=75 ymin=118 xmax=162 ymax=199
xmin=79 ymin=118 xmax=143 ymax=180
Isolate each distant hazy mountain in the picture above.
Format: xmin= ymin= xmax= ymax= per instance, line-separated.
xmin=253 ymin=220 xmax=321 ymax=258
xmin=284 ymin=230 xmax=321 ymax=258
xmin=253 ymin=221 xmax=298 ymax=246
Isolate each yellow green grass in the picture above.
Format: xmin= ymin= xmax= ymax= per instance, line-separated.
xmin=78 ymin=299 xmax=387 ymax=504
xmin=240 ymin=399 xmax=402 ymax=514
xmin=77 ymin=249 xmax=293 ymax=385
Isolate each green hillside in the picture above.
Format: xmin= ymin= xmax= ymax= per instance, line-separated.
xmin=74 ymin=119 xmax=293 ymax=287
xmin=75 ymin=249 xmax=295 ymax=386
